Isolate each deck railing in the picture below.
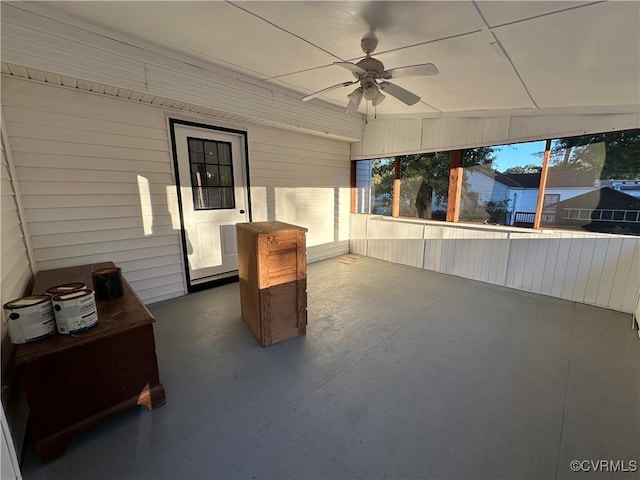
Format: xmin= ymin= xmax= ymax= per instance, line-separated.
xmin=563 ymin=208 xmax=640 ymax=223
xmin=513 ymin=211 xmax=556 ymax=225
xmin=515 ymin=209 xmax=640 ymax=225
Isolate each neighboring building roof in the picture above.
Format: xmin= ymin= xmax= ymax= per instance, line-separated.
xmin=502 ymin=170 xmax=597 ymax=188
xmin=502 ymin=172 xmax=540 ymax=188
xmin=555 ymin=187 xmax=640 ymax=210
xmin=471 ymin=168 xmax=530 ymax=188
xmin=493 ymin=171 xmax=523 ymax=188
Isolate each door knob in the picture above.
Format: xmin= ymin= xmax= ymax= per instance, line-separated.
xmin=239 ymin=209 xmax=245 ymax=214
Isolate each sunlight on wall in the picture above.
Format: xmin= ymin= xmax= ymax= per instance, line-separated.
xmin=249 ymin=186 xmax=268 ymax=221
xmin=137 ymin=175 xmax=153 ymax=236
xmin=275 ymin=187 xmax=334 ymax=247
xmin=165 ymin=185 xmax=181 ymax=230
xmin=249 ymin=186 xmax=349 ymax=245
xmin=338 ymin=187 xmax=350 ymax=242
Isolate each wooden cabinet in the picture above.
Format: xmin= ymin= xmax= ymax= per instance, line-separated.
xmin=236 ymin=222 xmax=307 ymax=347
xmin=16 ymin=262 xmax=165 ymax=462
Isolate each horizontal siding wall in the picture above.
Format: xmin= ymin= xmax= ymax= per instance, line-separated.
xmin=2 ymin=76 xmax=352 ymax=302
xmin=351 ymin=214 xmax=640 ymax=314
xmin=1 ymin=115 xmax=32 ymax=459
xmin=247 ymin=127 xmax=351 ymax=262
xmin=2 ymin=77 xmax=184 ymax=304
xmin=1 ymin=125 xmax=32 ymax=336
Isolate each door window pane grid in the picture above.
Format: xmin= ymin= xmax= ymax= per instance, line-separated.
xmin=187 ymin=137 xmax=235 ymax=210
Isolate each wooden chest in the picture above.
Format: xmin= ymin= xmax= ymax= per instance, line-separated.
xmin=236 ymin=221 xmax=307 ymax=346
xmin=17 ymin=262 xmax=165 ymax=462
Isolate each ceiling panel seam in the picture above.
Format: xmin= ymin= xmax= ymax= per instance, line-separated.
xmin=226 ymin=1 xmax=345 ymax=62
xmin=472 ymin=0 xmax=539 ymax=109
xmin=485 ymin=0 xmax=607 ymax=29
xmin=355 ymin=29 xmax=482 ymax=61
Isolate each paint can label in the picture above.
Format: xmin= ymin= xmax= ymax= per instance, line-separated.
xmin=3 ymin=296 xmax=55 ymax=344
xmin=52 ymin=289 xmax=98 ymax=334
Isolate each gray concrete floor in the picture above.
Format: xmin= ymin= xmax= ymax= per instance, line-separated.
xmin=21 ymin=255 xmax=640 ymax=480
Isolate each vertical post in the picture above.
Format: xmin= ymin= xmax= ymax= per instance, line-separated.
xmin=350 ymin=160 xmax=357 ymax=214
xmin=446 ymin=150 xmax=463 ymax=222
xmin=533 ymin=139 xmax=552 ymax=229
xmin=392 ymin=157 xmax=401 ymax=217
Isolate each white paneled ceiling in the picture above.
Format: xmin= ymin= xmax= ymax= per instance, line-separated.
xmin=16 ymin=1 xmax=640 ymax=116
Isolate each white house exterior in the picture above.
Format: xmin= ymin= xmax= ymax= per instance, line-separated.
xmin=463 ymin=169 xmax=640 ymax=225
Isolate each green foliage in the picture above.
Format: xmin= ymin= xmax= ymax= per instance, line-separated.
xmin=550 ymin=130 xmax=640 ymax=179
xmin=504 ymin=164 xmax=542 ymax=174
xmin=398 ymin=152 xmax=451 ymax=218
xmin=398 ymin=147 xmax=496 ymax=219
xmin=462 ymin=147 xmax=497 ymax=167
xmin=371 ymin=158 xmax=394 ymax=214
xmin=369 ymin=146 xmax=498 ymax=219
xmin=485 ymin=199 xmax=510 ymax=224
xmin=461 ymin=190 xmax=487 ymax=221
xmin=431 ymin=210 xmax=447 ymax=221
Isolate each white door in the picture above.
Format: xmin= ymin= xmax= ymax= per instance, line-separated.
xmin=173 ymin=124 xmax=249 ymax=286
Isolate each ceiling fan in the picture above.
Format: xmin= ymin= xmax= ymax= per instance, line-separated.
xmin=302 ymin=30 xmax=438 ymax=113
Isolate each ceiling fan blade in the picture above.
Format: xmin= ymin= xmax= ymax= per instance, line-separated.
xmin=334 ymin=62 xmax=367 ymax=77
xmin=302 ymin=81 xmax=357 ymax=101
xmin=378 ymin=81 xmax=420 ymax=106
xmin=372 ymin=90 xmax=385 ymax=107
xmin=382 ymin=63 xmax=439 ymax=79
xmin=346 ymin=87 xmax=364 ymax=114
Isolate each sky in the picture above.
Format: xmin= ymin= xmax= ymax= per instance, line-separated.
xmin=492 ymin=140 xmax=547 ymax=172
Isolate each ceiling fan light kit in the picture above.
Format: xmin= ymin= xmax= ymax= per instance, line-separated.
xmin=302 ymin=30 xmax=438 ymax=114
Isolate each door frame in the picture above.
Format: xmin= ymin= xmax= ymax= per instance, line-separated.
xmin=168 ymin=118 xmax=252 ymax=292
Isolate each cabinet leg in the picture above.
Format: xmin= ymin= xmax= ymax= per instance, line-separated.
xmin=137 ymin=384 xmax=166 ymax=410
xmin=36 ymin=436 xmax=70 ymax=463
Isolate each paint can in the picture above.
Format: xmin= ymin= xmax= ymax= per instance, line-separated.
xmin=46 ymin=283 xmax=87 ymax=296
xmin=92 ymin=267 xmax=124 ymax=300
xmin=51 ymin=289 xmax=98 ymax=334
xmin=3 ymin=295 xmax=56 ymax=344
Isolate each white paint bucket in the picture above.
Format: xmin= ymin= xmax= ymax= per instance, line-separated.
xmin=46 ymin=283 xmax=86 ymax=295
xmin=3 ymin=295 xmax=56 ymax=344
xmin=51 ymin=289 xmax=98 ymax=334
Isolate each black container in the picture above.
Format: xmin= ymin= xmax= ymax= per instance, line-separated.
xmin=92 ymin=267 xmax=124 ymax=300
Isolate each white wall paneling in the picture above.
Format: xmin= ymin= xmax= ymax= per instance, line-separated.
xmin=2 ymin=77 xmax=185 ymax=304
xmin=366 ymin=217 xmax=425 ymax=268
xmin=360 ymin=119 xmax=422 ymax=158
xmin=351 ymin=111 xmax=640 ymax=159
xmin=0 ymin=109 xmax=33 ymax=464
xmin=2 ymin=77 xmax=352 ymax=303
xmin=0 ymin=111 xmax=33 ymax=332
xmin=350 ymin=214 xmax=640 ymax=314
xmin=349 ymin=214 xmax=368 ymax=257
xmin=246 ymin=127 xmax=351 ymax=263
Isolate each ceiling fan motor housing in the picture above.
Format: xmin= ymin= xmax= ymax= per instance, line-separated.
xmin=354 ymin=57 xmax=385 ymax=79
